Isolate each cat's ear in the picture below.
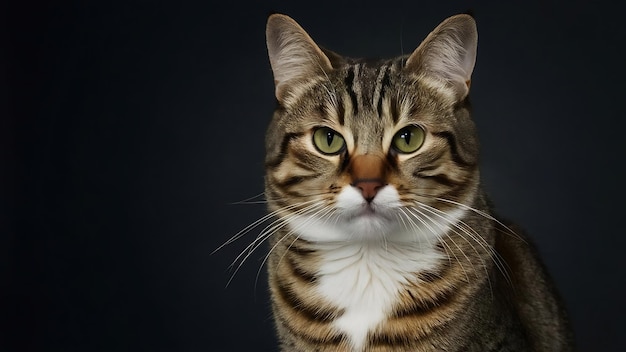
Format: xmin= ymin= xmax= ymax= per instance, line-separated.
xmin=266 ymin=14 xmax=334 ymax=101
xmin=405 ymin=14 xmax=477 ymax=99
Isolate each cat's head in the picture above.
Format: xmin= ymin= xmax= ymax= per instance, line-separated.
xmin=264 ymin=14 xmax=480 ymax=243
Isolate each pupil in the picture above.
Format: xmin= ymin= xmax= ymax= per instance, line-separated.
xmin=326 ymin=131 xmax=334 ymax=146
xmin=402 ymin=130 xmax=411 ymax=145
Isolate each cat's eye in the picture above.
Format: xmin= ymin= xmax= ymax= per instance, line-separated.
xmin=312 ymin=127 xmax=346 ymax=155
xmin=391 ymin=125 xmax=425 ymax=154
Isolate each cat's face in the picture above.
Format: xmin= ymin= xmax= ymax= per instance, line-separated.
xmin=265 ymin=14 xmax=480 ymax=243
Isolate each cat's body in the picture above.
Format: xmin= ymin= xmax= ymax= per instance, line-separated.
xmin=262 ymin=13 xmax=573 ymax=351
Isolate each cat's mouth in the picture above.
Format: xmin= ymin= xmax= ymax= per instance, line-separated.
xmin=359 ymin=204 xmax=377 ymax=215
xmin=342 ymin=202 xmax=395 ymax=225
xmin=335 ymin=206 xmax=395 ymax=239
xmin=328 ymin=185 xmax=402 ymax=239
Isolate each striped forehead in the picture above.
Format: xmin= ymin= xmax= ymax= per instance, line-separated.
xmin=338 ymin=61 xmax=399 ymax=120
xmin=327 ymin=61 xmax=404 ymax=135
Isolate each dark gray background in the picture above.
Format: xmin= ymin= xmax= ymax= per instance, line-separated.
xmin=5 ymin=1 xmax=625 ymax=351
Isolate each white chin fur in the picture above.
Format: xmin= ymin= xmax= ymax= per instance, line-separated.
xmin=286 ymin=185 xmax=399 ymax=242
xmin=287 ymin=184 xmax=464 ymax=243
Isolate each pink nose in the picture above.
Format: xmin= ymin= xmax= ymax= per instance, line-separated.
xmin=352 ymin=178 xmax=385 ymax=202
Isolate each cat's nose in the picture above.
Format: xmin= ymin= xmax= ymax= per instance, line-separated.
xmin=352 ymin=178 xmax=385 ymax=202
xmin=349 ymin=154 xmax=387 ymax=202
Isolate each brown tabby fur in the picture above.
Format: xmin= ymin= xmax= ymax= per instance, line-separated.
xmin=262 ymin=13 xmax=574 ymax=351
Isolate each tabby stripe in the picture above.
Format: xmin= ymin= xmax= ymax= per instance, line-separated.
xmin=293 ymin=160 xmax=319 ymax=173
xmin=291 ymin=150 xmax=321 ymax=172
xmin=416 ymin=260 xmax=451 ymax=284
xmin=344 ymin=65 xmax=359 ymax=115
xmin=265 ymin=132 xmax=304 ymax=169
xmin=336 ymin=94 xmax=345 ymax=125
xmin=369 ymin=310 xmax=453 ymax=348
xmin=368 ymin=333 xmax=412 ymax=348
xmin=375 ymin=64 xmax=391 ymax=119
xmin=275 ymin=280 xmax=338 ymax=323
xmin=274 ymin=312 xmax=345 ymax=346
xmin=277 ymin=174 xmax=320 ymax=188
xmin=414 ymin=172 xmax=463 ymax=188
xmin=416 ymin=270 xmax=442 ymax=284
xmin=287 ymin=239 xmax=317 ymax=256
xmin=390 ymin=91 xmax=400 ymax=123
xmin=392 ymin=285 xmax=457 ymax=318
xmin=416 ymin=149 xmax=448 ymax=169
xmin=432 ymin=131 xmax=474 ymax=166
xmin=414 ymin=164 xmax=440 ymax=173
xmin=281 ymin=188 xmax=310 ymax=199
xmin=286 ymin=255 xmax=317 ymax=283
xmin=265 ymin=188 xmax=287 ymax=209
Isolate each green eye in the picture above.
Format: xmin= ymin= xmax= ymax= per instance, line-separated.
xmin=312 ymin=127 xmax=346 ymax=155
xmin=392 ymin=125 xmax=425 ymax=153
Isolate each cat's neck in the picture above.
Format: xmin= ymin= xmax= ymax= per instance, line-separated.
xmin=310 ymin=240 xmax=445 ymax=351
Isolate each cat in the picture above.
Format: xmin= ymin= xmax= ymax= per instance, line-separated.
xmin=259 ymin=12 xmax=574 ymax=351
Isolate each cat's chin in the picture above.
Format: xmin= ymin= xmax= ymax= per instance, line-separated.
xmin=286 ymin=211 xmax=399 ymax=243
xmin=286 ymin=185 xmax=409 ymax=242
xmin=334 ymin=185 xmax=403 ymax=239
xmin=338 ymin=212 xmax=397 ymax=240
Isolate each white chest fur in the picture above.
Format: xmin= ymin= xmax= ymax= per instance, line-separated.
xmin=314 ymin=241 xmax=444 ymax=351
xmin=285 ymin=184 xmax=460 ymax=350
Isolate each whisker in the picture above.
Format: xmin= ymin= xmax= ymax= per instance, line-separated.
xmin=212 ymin=199 xmax=319 ymax=255
xmin=284 ymin=189 xmax=339 ymax=199
xmin=410 ymin=206 xmax=472 ymax=284
xmin=229 ymin=192 xmax=266 ymax=205
xmin=233 ymin=200 xmax=268 ymax=205
xmin=405 ymin=206 xmax=446 ymax=250
xmin=400 ymin=207 xmax=458 ymax=288
xmin=435 ymin=197 xmax=525 ymax=243
xmin=395 ymin=212 xmax=410 ymax=234
xmin=417 ymin=203 xmax=491 ymax=291
xmin=230 ymin=202 xmax=322 ymax=269
xmin=256 ymin=204 xmax=337 ymax=290
xmin=400 ymin=206 xmax=454 ymax=269
xmin=397 ymin=207 xmax=427 ymax=251
xmin=401 ymin=208 xmax=463 ymax=289
xmin=418 ymin=203 xmax=489 ymax=260
xmin=224 ymin=201 xmax=324 ymax=287
xmin=212 ymin=210 xmax=282 ymax=255
xmin=419 ymin=202 xmax=514 ymax=290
